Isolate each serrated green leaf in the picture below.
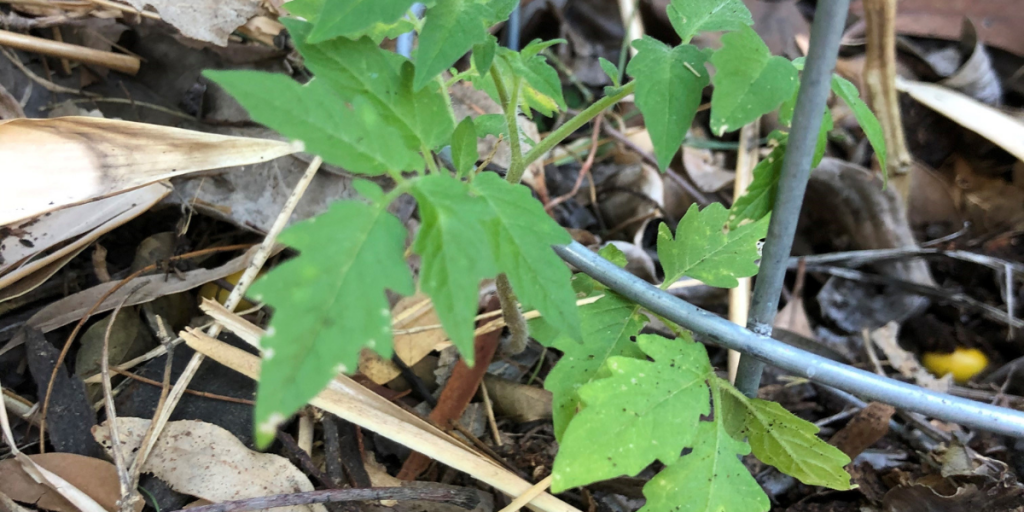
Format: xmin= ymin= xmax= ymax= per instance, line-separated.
xmin=832 ymin=75 xmax=887 ymax=173
xmin=283 ymin=0 xmax=322 ymax=20
xmin=286 ymin=19 xmax=455 ymax=152
xmin=411 ymin=175 xmax=497 ymax=364
xmin=471 ymin=172 xmax=579 ymax=340
xmin=472 ymin=36 xmax=498 ymax=76
xmin=451 ymin=117 xmax=479 ymax=177
xmin=363 ymin=18 xmax=417 ymax=43
xmin=474 ymin=114 xmax=507 ymax=137
xmin=307 ymin=0 xmax=415 ymax=43
xmin=726 ymin=389 xmax=853 ymax=490
xmin=642 ymin=381 xmax=769 ymax=512
xmin=544 ymin=293 xmax=646 ymax=439
xmin=710 ymin=26 xmax=798 ymax=136
xmin=503 ymin=46 xmax=567 ymax=116
xmin=727 ymin=140 xmax=785 ymax=229
xmin=414 ymin=0 xmax=494 ymax=90
xmin=598 ymin=57 xmax=620 ymax=87
xmin=658 ymin=203 xmax=769 ymax=288
xmin=205 ymin=71 xmax=422 ymax=174
xmin=552 ymin=334 xmax=712 ymax=492
xmin=627 ymin=37 xmax=709 ymax=171
xmin=250 ymin=199 xmax=413 ymax=447
xmin=667 ymin=0 xmax=752 ymax=43
xmin=815 ymin=109 xmax=833 ymax=167
xmin=598 ymin=244 xmax=628 ymax=268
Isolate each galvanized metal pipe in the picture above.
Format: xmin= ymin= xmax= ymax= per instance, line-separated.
xmin=734 ymin=0 xmax=853 ymax=397
xmin=555 ymin=241 xmax=1024 ymax=438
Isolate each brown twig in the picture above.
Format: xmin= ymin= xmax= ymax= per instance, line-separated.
xmin=545 ymin=114 xmax=604 ymax=211
xmin=99 ymin=289 xmax=143 ymax=512
xmin=495 ymin=274 xmax=529 ymax=355
xmin=600 ymin=123 xmax=711 ymax=205
xmin=0 ymin=29 xmax=139 ymax=74
xmin=109 ymin=368 xmax=254 ymax=405
xmin=174 ymin=487 xmax=481 ymax=512
xmin=277 ymin=429 xmax=334 ymax=489
xmin=39 ymin=243 xmax=253 ymax=452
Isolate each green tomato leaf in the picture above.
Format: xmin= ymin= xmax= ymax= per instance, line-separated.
xmin=598 ymin=57 xmax=620 ymax=87
xmin=627 ymin=37 xmax=710 ymax=171
xmin=286 ymin=19 xmax=455 ymax=152
xmin=471 ymin=173 xmax=579 ymax=340
xmin=658 ymin=203 xmax=769 ymax=287
xmin=598 ymin=244 xmax=629 ymax=268
xmin=205 ymin=71 xmax=422 ymax=174
xmin=832 ymin=75 xmax=887 ymax=173
xmin=474 ymin=113 xmax=507 ymax=137
xmin=413 ymin=0 xmax=494 ymax=90
xmin=642 ymin=381 xmax=769 ymax=512
xmin=411 ymin=175 xmax=497 ymax=363
xmin=726 ymin=388 xmax=853 ymax=490
xmin=250 ymin=198 xmax=413 ymax=447
xmin=552 ymin=334 xmax=713 ymax=492
xmin=727 ymin=139 xmax=786 ymax=229
xmin=710 ymin=26 xmax=798 ymax=136
xmin=472 ymin=35 xmax=498 ymax=76
xmin=308 ymin=0 xmax=416 ymax=43
xmin=667 ymin=0 xmax=752 ymax=43
xmin=815 ymin=109 xmax=833 ymax=167
xmin=451 ymin=117 xmax=479 ymax=177
xmin=544 ymin=293 xmax=646 ymax=440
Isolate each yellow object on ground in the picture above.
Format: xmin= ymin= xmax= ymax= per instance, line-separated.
xmin=198 ymin=270 xmax=258 ymax=310
xmin=922 ymin=348 xmax=989 ymax=383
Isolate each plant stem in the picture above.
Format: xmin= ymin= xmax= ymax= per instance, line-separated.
xmin=521 ymin=81 xmax=635 ymax=171
xmin=495 ymin=273 xmax=528 ymax=354
xmin=422 ymin=146 xmax=440 ymax=175
xmin=733 ymin=0 xmax=851 ymax=398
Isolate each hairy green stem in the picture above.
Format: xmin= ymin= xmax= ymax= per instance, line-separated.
xmin=521 ymin=80 xmax=635 ymax=169
xmin=495 ymin=273 xmax=529 ymax=355
xmin=422 ymin=146 xmax=440 ymax=175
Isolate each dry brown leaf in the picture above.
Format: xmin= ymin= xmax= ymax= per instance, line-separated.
xmin=849 ymin=0 xmax=1024 ymax=57
xmin=121 ymin=0 xmax=261 ymax=46
xmin=180 ymin=320 xmax=580 ymax=512
xmin=359 ymin=294 xmax=450 ymax=385
xmin=896 ymin=77 xmax=1024 ymax=162
xmin=482 ymin=375 xmax=551 ymax=423
xmin=0 ymin=453 xmax=139 ymax=512
xmin=0 ymin=117 xmax=299 ymax=226
xmin=871 ymin=322 xmax=952 ymax=392
xmin=0 ymin=183 xmax=170 ymax=298
xmin=828 ymin=402 xmax=895 ymax=459
xmin=774 ymin=296 xmax=813 ymax=339
xmin=92 ymin=418 xmax=326 ymax=512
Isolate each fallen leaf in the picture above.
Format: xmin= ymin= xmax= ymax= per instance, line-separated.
xmin=850 ymin=0 xmax=1024 ymax=57
xmin=92 ymin=418 xmax=327 ymax=512
xmin=121 ymin=0 xmax=261 ymax=46
xmin=180 ymin=318 xmax=580 ymax=512
xmin=482 ymin=374 xmax=552 ymax=423
xmin=0 ymin=183 xmax=171 ymax=298
xmin=359 ymin=294 xmax=451 ymax=385
xmin=871 ymin=322 xmax=952 ymax=392
xmin=0 ymin=453 xmax=136 ymax=512
xmin=896 ymin=77 xmax=1024 ymax=162
xmin=0 ymin=117 xmax=299 ymax=226
xmin=829 ymin=402 xmax=895 ymax=459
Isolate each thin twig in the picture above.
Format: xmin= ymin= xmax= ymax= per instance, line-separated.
xmin=545 ymin=114 xmax=604 ymax=211
xmin=138 ymin=156 xmax=322 ymax=466
xmin=175 ymin=487 xmax=481 ymax=512
xmin=497 ymin=475 xmax=553 ymax=512
xmin=109 ymin=368 xmax=254 ymax=405
xmin=600 ymin=123 xmax=711 ymax=206
xmin=479 ymin=382 xmax=502 ymax=446
xmin=39 ymin=244 xmax=252 ymax=452
xmin=99 ymin=289 xmax=145 ymax=512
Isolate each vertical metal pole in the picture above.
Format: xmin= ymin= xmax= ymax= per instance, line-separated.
xmin=733 ymin=0 xmax=851 ymax=397
xmin=506 ymin=1 xmax=521 ymax=51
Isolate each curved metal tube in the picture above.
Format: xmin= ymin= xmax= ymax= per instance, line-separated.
xmin=555 ymin=241 xmax=1024 ymax=438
